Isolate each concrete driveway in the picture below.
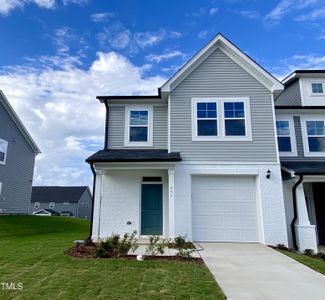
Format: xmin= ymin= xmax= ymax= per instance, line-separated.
xmin=197 ymin=243 xmax=325 ymax=300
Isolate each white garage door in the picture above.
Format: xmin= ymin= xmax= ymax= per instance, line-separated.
xmin=192 ymin=175 xmax=258 ymax=242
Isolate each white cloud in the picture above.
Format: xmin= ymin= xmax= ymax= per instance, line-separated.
xmin=133 ymin=29 xmax=166 ymax=48
xmin=270 ymin=53 xmax=325 ymax=80
xmin=146 ymin=50 xmax=184 ymax=63
xmin=263 ymin=0 xmax=318 ymax=25
xmin=0 ymin=52 xmax=166 ymax=187
xmin=240 ymin=10 xmax=260 ymax=19
xmin=62 ymin=0 xmax=88 ymax=5
xmin=198 ymin=30 xmax=208 ymax=39
xmin=169 ymin=31 xmax=182 ymax=39
xmin=90 ymin=11 xmax=116 ymax=22
xmin=209 ymin=7 xmax=219 ymax=15
xmin=0 ymin=0 xmax=55 ymax=15
xmin=295 ymin=7 xmax=325 ymax=21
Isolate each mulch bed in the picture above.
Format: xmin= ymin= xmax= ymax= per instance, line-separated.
xmin=65 ymin=244 xmax=203 ymax=263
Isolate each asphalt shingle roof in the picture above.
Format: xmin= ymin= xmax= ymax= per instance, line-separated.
xmin=31 ymin=186 xmax=89 ymax=203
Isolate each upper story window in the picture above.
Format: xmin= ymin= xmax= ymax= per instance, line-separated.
xmin=49 ymin=202 xmax=55 ymax=209
xmin=197 ymin=101 xmax=218 ymax=136
xmin=192 ymin=97 xmax=251 ymax=141
xmin=0 ymin=138 xmax=8 ymax=165
xmin=224 ymin=102 xmax=246 ymax=136
xmin=125 ymin=106 xmax=153 ymax=147
xmin=311 ymin=83 xmax=324 ymax=94
xmin=301 ymin=116 xmax=325 ymax=157
xmin=276 ymin=117 xmax=297 ymax=156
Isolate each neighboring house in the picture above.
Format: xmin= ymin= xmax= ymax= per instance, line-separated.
xmin=275 ymin=70 xmax=325 ymax=253
xmin=0 ymin=91 xmax=40 ymax=214
xmin=33 ymin=209 xmax=60 ymax=216
xmin=86 ymin=33 xmax=289 ymax=247
xmin=30 ymin=186 xmax=92 ymax=219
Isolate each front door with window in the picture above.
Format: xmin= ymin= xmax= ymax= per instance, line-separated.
xmin=141 ymin=184 xmax=163 ymax=235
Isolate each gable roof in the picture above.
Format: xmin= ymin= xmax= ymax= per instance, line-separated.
xmin=31 ymin=186 xmax=90 ymax=203
xmin=33 ymin=209 xmax=60 ymax=216
xmin=0 ymin=90 xmax=40 ymax=154
xmin=160 ymin=33 xmax=283 ymax=94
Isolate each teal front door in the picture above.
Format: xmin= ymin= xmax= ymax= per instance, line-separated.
xmin=141 ymin=184 xmax=163 ymax=235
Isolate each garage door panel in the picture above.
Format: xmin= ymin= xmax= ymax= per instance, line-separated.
xmin=192 ymin=175 xmax=258 ymax=242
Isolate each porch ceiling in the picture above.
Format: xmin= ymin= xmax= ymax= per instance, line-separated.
xmin=281 ymin=161 xmax=325 ymax=176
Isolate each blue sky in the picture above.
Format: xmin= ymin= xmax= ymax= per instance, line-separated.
xmin=0 ymin=0 xmax=324 ymax=187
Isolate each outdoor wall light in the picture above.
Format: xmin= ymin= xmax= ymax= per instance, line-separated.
xmin=266 ymin=169 xmax=271 ymax=179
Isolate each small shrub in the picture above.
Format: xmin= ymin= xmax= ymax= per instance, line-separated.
xmin=96 ymin=231 xmax=139 ymax=257
xmin=304 ymin=248 xmax=315 ymax=256
xmin=95 ymin=244 xmax=106 ymax=258
xmin=275 ymin=244 xmax=289 ymax=251
xmin=145 ymin=235 xmax=167 ymax=256
xmin=173 ymin=235 xmax=195 ymax=258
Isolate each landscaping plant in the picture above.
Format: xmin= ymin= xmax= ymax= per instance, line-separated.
xmin=173 ymin=235 xmax=196 ymax=258
xmin=145 ymin=235 xmax=167 ymax=256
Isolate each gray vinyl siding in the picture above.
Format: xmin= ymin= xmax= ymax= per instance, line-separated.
xmin=76 ymin=189 xmax=92 ymax=220
xmin=170 ymin=48 xmax=278 ymax=162
xmin=0 ymin=102 xmax=36 ymax=214
xmin=107 ymin=105 xmax=168 ymax=149
xmin=279 ymin=114 xmax=325 ymax=162
xmin=275 ymin=80 xmax=302 ymax=106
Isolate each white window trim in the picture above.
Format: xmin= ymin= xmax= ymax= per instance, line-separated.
xmin=276 ymin=115 xmax=297 ymax=157
xmin=0 ymin=138 xmax=8 ymax=165
xmin=34 ymin=202 xmax=40 ymax=209
xmin=124 ymin=105 xmax=153 ymax=147
xmin=301 ymin=115 xmax=325 ymax=157
xmin=0 ymin=182 xmax=2 ymax=196
xmin=49 ymin=202 xmax=55 ymax=209
xmin=309 ymin=80 xmax=325 ymax=97
xmin=191 ymin=97 xmax=252 ymax=141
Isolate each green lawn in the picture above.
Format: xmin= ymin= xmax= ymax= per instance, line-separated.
xmin=0 ymin=216 xmax=225 ymax=299
xmin=280 ymin=250 xmax=325 ymax=275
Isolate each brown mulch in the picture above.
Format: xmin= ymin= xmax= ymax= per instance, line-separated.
xmin=65 ymin=244 xmax=203 ymax=263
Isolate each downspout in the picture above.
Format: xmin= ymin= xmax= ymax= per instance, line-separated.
xmin=87 ymin=162 xmax=96 ymax=242
xmin=104 ymin=99 xmax=109 ymax=150
xmin=291 ymin=174 xmax=303 ymax=250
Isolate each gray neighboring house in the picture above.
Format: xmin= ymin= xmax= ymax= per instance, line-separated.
xmin=275 ymin=70 xmax=325 ymax=253
xmin=0 ymin=91 xmax=40 ymax=214
xmin=30 ymin=186 xmax=92 ymax=219
xmin=87 ymin=33 xmax=289 ymax=248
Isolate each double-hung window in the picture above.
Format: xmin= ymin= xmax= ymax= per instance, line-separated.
xmin=0 ymin=138 xmax=8 ymax=165
xmin=276 ymin=117 xmax=297 ymax=156
xmin=306 ymin=121 xmax=325 ymax=152
xmin=125 ymin=106 xmax=153 ymax=146
xmin=224 ymin=102 xmax=246 ymax=136
xmin=196 ymin=102 xmax=218 ymax=136
xmin=192 ymin=97 xmax=251 ymax=140
xmin=301 ymin=116 xmax=325 ymax=156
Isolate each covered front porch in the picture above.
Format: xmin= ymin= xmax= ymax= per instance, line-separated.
xmin=86 ymin=149 xmax=182 ymax=241
xmin=282 ymin=162 xmax=325 ymax=253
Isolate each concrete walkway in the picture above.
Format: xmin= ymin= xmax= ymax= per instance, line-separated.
xmin=197 ymin=243 xmax=325 ymax=300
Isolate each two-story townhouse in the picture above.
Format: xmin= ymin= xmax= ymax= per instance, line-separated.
xmin=30 ymin=186 xmax=92 ymax=219
xmin=86 ymin=34 xmax=288 ymax=247
xmin=275 ymin=70 xmax=325 ymax=253
xmin=0 ymin=91 xmax=40 ymax=214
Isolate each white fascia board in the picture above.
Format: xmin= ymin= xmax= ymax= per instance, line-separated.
xmin=0 ymin=90 xmax=41 ymax=154
xmin=161 ymin=34 xmax=283 ymax=93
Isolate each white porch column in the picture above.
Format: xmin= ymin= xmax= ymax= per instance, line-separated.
xmin=168 ymin=169 xmax=175 ymax=238
xmin=295 ymin=182 xmax=318 ymax=253
xmin=91 ymin=169 xmax=103 ymax=242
